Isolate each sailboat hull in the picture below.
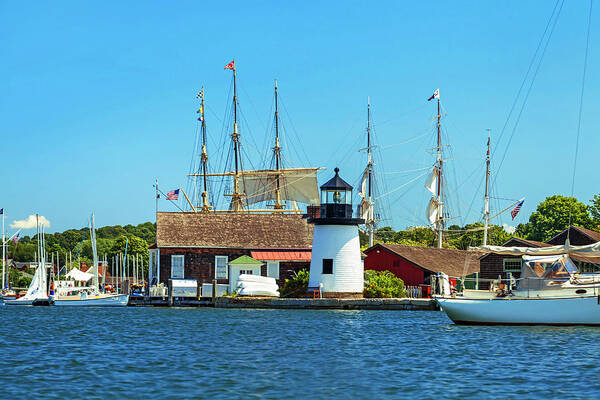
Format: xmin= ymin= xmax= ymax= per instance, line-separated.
xmin=436 ymin=295 xmax=600 ymax=326
xmin=53 ymin=293 xmax=129 ymax=307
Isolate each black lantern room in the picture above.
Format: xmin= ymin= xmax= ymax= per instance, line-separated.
xmin=308 ymin=168 xmax=365 ymax=225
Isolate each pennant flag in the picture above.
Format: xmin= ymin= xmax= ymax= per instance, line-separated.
xmin=511 ymin=200 xmax=524 ymax=220
xmin=427 ymin=88 xmax=440 ymax=101
xmin=166 ymin=189 xmax=180 ymax=200
xmin=224 ymin=60 xmax=235 ymax=70
xmin=13 ymin=234 xmax=19 ymax=244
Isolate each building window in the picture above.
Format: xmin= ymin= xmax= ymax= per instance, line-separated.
xmin=322 ymin=259 xmax=333 ymax=274
xmin=503 ymin=258 xmax=521 ymax=272
xmin=240 ymin=269 xmax=253 ymax=275
xmin=171 ymin=255 xmax=184 ymax=278
xmin=267 ymin=261 xmax=280 ymax=279
xmin=215 ymin=256 xmax=228 ymax=279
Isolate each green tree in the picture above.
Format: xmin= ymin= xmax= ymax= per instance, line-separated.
xmin=589 ymin=194 xmax=600 ymax=230
xmin=375 ymin=226 xmax=396 ymax=243
xmin=526 ymin=195 xmax=594 ymax=241
xmin=280 ymin=269 xmax=309 ymax=297
xmin=394 ymin=226 xmax=436 ymax=247
xmin=363 ymin=270 xmax=406 ymax=298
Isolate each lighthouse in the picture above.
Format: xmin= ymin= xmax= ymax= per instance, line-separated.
xmin=308 ymin=168 xmax=365 ymax=297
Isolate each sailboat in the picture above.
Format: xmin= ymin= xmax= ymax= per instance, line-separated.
xmin=5 ymin=216 xmax=49 ymax=306
xmin=51 ymin=214 xmax=129 ymax=306
xmin=187 ymin=60 xmax=322 ymax=213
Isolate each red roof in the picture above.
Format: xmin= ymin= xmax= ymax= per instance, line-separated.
xmin=250 ymin=250 xmax=311 ymax=261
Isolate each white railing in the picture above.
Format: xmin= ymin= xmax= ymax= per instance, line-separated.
xmin=405 ymin=285 xmax=422 ymax=298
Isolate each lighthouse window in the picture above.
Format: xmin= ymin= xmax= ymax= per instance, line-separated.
xmin=322 ymin=259 xmax=333 ymax=274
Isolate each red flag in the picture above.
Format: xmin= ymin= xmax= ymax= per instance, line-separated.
xmin=224 ymin=60 xmax=235 ymax=70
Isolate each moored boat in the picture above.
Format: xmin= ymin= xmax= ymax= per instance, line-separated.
xmin=436 ymin=251 xmax=600 ymax=325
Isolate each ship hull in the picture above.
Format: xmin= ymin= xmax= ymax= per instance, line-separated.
xmin=53 ymin=293 xmax=129 ymax=307
xmin=435 ymin=295 xmax=600 ymax=326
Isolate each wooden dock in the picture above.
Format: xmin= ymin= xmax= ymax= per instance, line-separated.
xmin=128 ymin=296 xmax=438 ymax=310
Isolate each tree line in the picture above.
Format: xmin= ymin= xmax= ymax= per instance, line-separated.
xmin=7 ymin=222 xmax=156 ymax=268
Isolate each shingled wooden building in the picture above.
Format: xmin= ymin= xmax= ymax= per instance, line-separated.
xmin=148 ymin=212 xmax=313 ymax=291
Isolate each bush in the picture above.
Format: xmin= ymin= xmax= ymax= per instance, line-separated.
xmin=280 ymin=269 xmax=309 ymax=297
xmin=363 ymin=270 xmax=406 ymax=298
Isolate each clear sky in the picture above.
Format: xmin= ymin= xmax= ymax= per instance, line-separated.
xmin=1 ymin=0 xmax=598 ymax=234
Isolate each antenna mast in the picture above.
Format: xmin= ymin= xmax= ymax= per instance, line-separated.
xmin=483 ymin=129 xmax=491 ymax=246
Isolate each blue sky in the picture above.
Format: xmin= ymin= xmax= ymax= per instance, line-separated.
xmin=1 ymin=1 xmax=598 ymax=233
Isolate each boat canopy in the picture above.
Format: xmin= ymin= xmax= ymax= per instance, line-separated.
xmin=518 ymin=254 xmax=578 ymax=290
xmin=471 ymin=241 xmax=600 ymax=258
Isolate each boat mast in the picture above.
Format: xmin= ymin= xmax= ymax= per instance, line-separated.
xmin=2 ymin=209 xmax=5 ymax=290
xmin=199 ymin=87 xmax=211 ymax=212
xmin=436 ymin=95 xmax=443 ymax=248
xmin=90 ymin=213 xmax=99 ymax=289
xmin=483 ymin=129 xmax=491 ymax=246
xmin=228 ymin=60 xmax=244 ymax=211
xmin=367 ymin=98 xmax=374 ymax=247
xmin=273 ymin=79 xmax=284 ymax=209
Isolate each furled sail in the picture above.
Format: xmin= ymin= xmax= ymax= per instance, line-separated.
xmin=425 ymin=166 xmax=438 ymax=195
xmin=239 ymin=168 xmax=320 ymax=205
xmin=427 ymin=197 xmax=438 ymax=225
xmin=358 ymin=168 xmax=368 ymax=199
xmin=471 ymin=242 xmax=600 ymax=258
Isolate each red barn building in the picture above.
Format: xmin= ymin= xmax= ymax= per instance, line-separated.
xmin=364 ymin=243 xmax=481 ymax=287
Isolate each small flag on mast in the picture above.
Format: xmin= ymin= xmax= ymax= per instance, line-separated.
xmin=13 ymin=234 xmax=19 ymax=244
xmin=0 ymin=208 xmax=3 ymax=215
xmin=428 ymin=88 xmax=440 ymax=101
xmin=196 ymin=91 xmax=202 ymax=98
xmin=166 ymin=189 xmax=180 ymax=200
xmin=511 ymin=200 xmax=524 ymax=220
xmin=224 ymin=60 xmax=235 ymax=70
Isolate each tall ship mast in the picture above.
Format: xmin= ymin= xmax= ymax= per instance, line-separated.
xmin=358 ymin=98 xmax=376 ymax=247
xmin=188 ymin=60 xmax=322 ymax=213
xmin=198 ymin=87 xmax=211 ymax=212
xmin=425 ymin=88 xmax=444 ymax=248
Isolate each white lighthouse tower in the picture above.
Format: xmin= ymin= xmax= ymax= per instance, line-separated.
xmin=308 ymin=168 xmax=365 ymax=297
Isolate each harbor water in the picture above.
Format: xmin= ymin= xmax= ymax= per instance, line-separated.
xmin=2 ymin=306 xmax=600 ymax=399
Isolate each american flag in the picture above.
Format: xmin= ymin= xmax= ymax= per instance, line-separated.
xmin=511 ymin=200 xmax=524 ymax=220
xmin=166 ymin=189 xmax=179 ymax=200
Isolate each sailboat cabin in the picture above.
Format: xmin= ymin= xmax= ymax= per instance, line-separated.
xmin=149 ymin=212 xmax=313 ymax=293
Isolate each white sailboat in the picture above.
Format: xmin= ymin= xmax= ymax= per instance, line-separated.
xmin=436 ymin=249 xmax=600 ymax=325
xmin=357 ymin=98 xmax=377 ymax=247
xmin=51 ymin=214 xmax=129 ymax=306
xmin=5 ymin=216 xmax=49 ymax=306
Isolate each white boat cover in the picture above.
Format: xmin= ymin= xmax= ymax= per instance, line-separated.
xmin=237 ymin=274 xmax=277 ymax=285
xmin=471 ymin=241 xmax=600 ymax=258
xmin=66 ymin=268 xmax=94 ymax=282
xmin=239 ymin=168 xmax=320 ymax=205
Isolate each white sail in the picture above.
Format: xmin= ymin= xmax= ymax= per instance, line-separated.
xmin=427 ymin=197 xmax=438 ymax=225
xmin=358 ymin=198 xmax=370 ymax=220
xmin=358 ymin=168 xmax=368 ymax=199
xmin=239 ymin=169 xmax=320 ymax=205
xmin=425 ymin=166 xmax=438 ymax=195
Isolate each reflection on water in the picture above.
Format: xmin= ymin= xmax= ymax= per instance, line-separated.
xmin=1 ymin=306 xmax=600 ymax=399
